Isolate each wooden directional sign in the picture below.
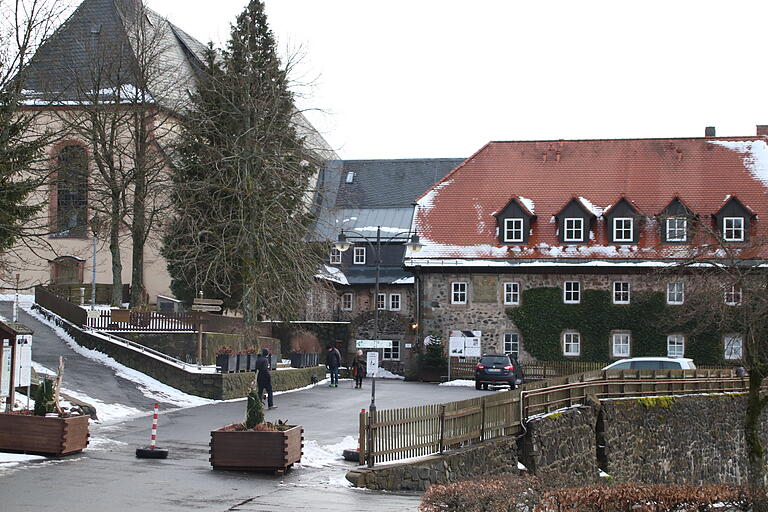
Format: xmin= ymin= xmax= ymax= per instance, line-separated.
xmin=193 ymin=298 xmax=224 ymax=306
xmin=191 ymin=304 xmax=221 ymax=312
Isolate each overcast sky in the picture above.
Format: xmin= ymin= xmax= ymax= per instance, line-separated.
xmin=143 ymin=0 xmax=768 ymax=160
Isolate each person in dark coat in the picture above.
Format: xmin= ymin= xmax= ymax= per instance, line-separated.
xmin=255 ymin=348 xmax=277 ymax=409
xmin=326 ymin=343 xmax=341 ymax=387
xmin=351 ymin=349 xmax=367 ymax=389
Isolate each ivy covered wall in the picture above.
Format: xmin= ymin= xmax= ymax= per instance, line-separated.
xmin=507 ymin=287 xmax=726 ymax=364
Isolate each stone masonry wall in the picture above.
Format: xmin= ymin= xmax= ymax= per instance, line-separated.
xmin=521 ymin=405 xmax=601 ymax=487
xmin=346 ymin=436 xmax=518 ymax=491
xmin=420 ymin=270 xmax=674 ymax=358
xmin=601 ymin=395 xmax=767 ymax=485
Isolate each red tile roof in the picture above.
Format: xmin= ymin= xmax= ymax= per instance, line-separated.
xmin=411 ymin=137 xmax=768 ymax=263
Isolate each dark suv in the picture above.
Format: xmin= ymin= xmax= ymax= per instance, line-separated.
xmin=474 ymin=354 xmax=523 ymax=390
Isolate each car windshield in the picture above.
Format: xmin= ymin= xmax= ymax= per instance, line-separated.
xmin=480 ymin=356 xmax=509 ymax=365
xmin=632 ymin=361 xmax=664 ymax=369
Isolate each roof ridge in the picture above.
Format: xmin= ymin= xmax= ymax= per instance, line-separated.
xmin=488 ymin=135 xmax=768 ymax=144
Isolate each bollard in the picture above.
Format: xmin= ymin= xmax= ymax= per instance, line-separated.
xmin=136 ymin=403 xmax=169 ymax=459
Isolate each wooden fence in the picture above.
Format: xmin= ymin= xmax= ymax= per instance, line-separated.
xmin=86 ymin=309 xmax=195 ymax=332
xmin=359 ymin=367 xmax=746 ymax=466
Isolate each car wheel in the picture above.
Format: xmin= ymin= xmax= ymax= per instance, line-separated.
xmin=475 ymin=381 xmax=481 ymax=390
xmin=510 ymin=382 xmax=516 ymax=390
xmin=482 ymin=383 xmax=489 ymax=390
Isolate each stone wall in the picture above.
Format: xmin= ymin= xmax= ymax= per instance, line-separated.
xmin=601 ymin=396 xmax=763 ymax=485
xmin=520 ymin=405 xmax=601 ymax=487
xmin=346 ymin=436 xmax=519 ymax=491
xmin=34 ymin=305 xmax=324 ymax=399
xmin=419 ymin=270 xmax=678 ymax=358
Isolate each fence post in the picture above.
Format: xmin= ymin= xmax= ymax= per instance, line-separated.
xmin=479 ymin=397 xmax=486 ymax=442
xmin=359 ymin=409 xmax=367 ymax=466
xmin=367 ymin=408 xmax=376 ymax=467
xmin=438 ymin=404 xmax=446 ymax=454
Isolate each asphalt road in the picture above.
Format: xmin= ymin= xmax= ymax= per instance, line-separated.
xmin=0 ymin=301 xmax=487 ymax=512
xmin=0 ymin=302 xmax=177 ymax=414
xmin=1 ymin=380 xmax=487 ymax=511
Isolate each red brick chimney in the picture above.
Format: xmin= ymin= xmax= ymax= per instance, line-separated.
xmin=757 ymin=125 xmax=768 ymax=136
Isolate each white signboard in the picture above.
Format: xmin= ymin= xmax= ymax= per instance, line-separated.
xmin=86 ymin=309 xmax=101 ymax=319
xmin=366 ymin=351 xmax=379 ymax=378
xmin=356 ymin=339 xmax=393 ymax=349
xmin=448 ymin=330 xmax=482 ymax=358
xmin=16 ymin=335 xmax=31 ymax=388
xmin=0 ymin=344 xmax=10 ymax=399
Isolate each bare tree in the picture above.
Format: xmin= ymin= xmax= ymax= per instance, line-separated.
xmin=663 ymin=218 xmax=768 ymax=499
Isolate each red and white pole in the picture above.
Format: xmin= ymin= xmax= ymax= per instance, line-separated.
xmin=149 ymin=403 xmax=159 ymax=450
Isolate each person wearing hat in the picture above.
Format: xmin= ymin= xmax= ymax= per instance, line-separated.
xmin=255 ymin=348 xmax=277 ymax=409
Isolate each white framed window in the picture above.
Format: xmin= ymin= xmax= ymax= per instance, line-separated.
xmin=612 ymin=333 xmax=630 ymax=358
xmin=613 ymin=281 xmax=630 ymax=304
xmin=723 ymin=217 xmax=744 ymax=241
xmin=353 ymin=246 xmax=366 ymax=264
xmin=667 ymin=334 xmax=685 ymax=358
xmin=383 ymin=340 xmax=400 ymax=360
xmin=376 ymin=293 xmax=386 ymax=310
xmin=389 ymin=293 xmax=401 ymax=311
xmin=666 ymin=218 xmax=687 ymax=242
xmin=329 ymin=248 xmax=342 ymax=264
xmin=563 ymin=281 xmax=580 ymax=304
xmin=503 ymin=282 xmax=520 ymax=305
xmin=563 ymin=332 xmax=581 ymax=356
xmin=724 ymin=285 xmax=742 ymax=306
xmin=451 ymin=282 xmax=468 ymax=304
xmin=503 ymin=333 xmax=520 ymax=360
xmin=613 ymin=217 xmax=633 ymax=242
xmin=503 ymin=218 xmax=524 ymax=242
xmin=667 ymin=282 xmax=684 ymax=305
xmin=341 ymin=292 xmax=353 ymax=311
xmin=724 ymin=334 xmax=743 ymax=360
xmin=564 ymin=218 xmax=583 ymax=242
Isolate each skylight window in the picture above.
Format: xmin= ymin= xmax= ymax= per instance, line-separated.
xmin=345 ymin=172 xmax=355 ymax=183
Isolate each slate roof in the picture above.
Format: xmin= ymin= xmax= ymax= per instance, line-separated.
xmin=311 ymin=158 xmax=464 ymax=242
xmin=408 ymin=136 xmax=768 ymax=266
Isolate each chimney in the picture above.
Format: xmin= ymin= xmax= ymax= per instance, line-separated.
xmin=705 ymin=126 xmax=716 ymax=137
xmin=757 ymin=125 xmax=768 ymax=137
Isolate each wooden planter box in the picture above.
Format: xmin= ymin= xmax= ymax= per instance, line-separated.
xmin=209 ymin=425 xmax=303 ymax=472
xmin=0 ymin=413 xmax=89 ymax=456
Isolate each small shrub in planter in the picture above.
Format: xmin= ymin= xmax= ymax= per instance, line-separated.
xmin=209 ymin=386 xmax=303 ymax=471
xmin=245 ymin=347 xmax=260 ymax=371
xmin=215 ymin=346 xmax=236 ymax=373
xmin=236 ymin=352 xmax=249 ymax=372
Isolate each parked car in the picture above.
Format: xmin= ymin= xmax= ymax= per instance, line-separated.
xmin=474 ymin=354 xmax=524 ymax=390
xmin=603 ymin=357 xmax=696 ymax=370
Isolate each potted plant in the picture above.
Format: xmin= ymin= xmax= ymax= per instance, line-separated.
xmin=215 ymin=346 xmax=236 ymax=373
xmin=236 ymin=351 xmax=249 ymax=372
xmin=209 ymin=384 xmax=303 ymax=472
xmin=245 ymin=346 xmax=260 ymax=372
xmin=0 ymin=369 xmax=89 ymax=456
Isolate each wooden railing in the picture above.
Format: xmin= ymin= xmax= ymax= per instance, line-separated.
xmin=359 ymin=368 xmax=746 ymax=466
xmin=35 ymin=286 xmax=86 ymax=326
xmin=449 ymin=358 xmax=608 ymax=380
xmin=87 ymin=310 xmax=194 ymax=332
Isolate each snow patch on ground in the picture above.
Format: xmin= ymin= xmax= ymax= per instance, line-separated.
xmin=0 ymin=453 xmax=46 ymax=465
xmin=298 ymin=435 xmax=358 ymax=469
xmin=518 ymin=461 xmax=528 ymax=471
xmin=439 ymin=379 xmax=475 ymax=387
xmin=375 ymin=368 xmax=404 ymax=380
xmin=23 ymin=306 xmax=214 ymax=411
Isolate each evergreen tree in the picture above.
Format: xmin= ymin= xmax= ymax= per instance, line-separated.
xmin=162 ymin=1 xmax=322 ymax=325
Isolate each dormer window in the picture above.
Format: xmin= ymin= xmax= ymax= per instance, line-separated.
xmin=666 ymin=218 xmax=687 ymax=242
xmin=723 ymin=217 xmax=744 ymax=241
xmin=604 ymin=197 xmax=639 ymax=245
xmin=564 ymin=218 xmax=583 ymax=242
xmin=503 ymin=218 xmax=524 ymax=242
xmin=353 ymin=246 xmax=366 ymax=264
xmin=713 ymin=196 xmax=754 ymax=243
xmin=613 ymin=218 xmax=633 ymax=242
xmin=496 ymin=196 xmax=535 ymax=244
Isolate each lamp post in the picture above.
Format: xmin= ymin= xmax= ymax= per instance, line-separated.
xmin=334 ymin=226 xmax=422 ymax=467
xmin=89 ymin=214 xmax=103 ymax=310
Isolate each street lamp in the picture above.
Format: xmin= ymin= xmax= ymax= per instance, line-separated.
xmin=334 ymin=226 xmax=422 ymax=466
xmin=89 ymin=214 xmax=103 ymax=310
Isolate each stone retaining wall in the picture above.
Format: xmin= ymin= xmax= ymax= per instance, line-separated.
xmin=33 ymin=306 xmax=325 ymax=399
xmin=346 ymin=436 xmax=519 ymax=491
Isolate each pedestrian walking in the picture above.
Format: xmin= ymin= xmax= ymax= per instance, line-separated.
xmin=326 ymin=343 xmax=341 ymax=387
xmin=255 ymin=348 xmax=277 ymax=409
xmin=351 ymin=349 xmax=367 ymax=389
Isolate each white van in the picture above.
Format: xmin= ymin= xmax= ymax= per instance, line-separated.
xmin=603 ymin=357 xmax=696 ymax=370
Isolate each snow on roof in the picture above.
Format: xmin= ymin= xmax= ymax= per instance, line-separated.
xmin=578 ymin=197 xmax=603 ymax=216
xmin=417 ymin=179 xmax=454 ymax=212
xmin=518 ymin=196 xmax=535 ymax=214
xmin=709 ymin=140 xmax=768 ymax=188
xmin=315 ymin=265 xmax=349 ymax=285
